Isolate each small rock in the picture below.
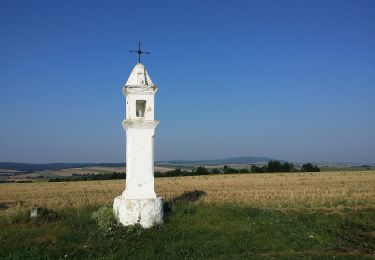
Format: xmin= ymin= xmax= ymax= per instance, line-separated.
xmin=30 ymin=207 xmax=40 ymax=218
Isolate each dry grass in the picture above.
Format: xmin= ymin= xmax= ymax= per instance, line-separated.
xmin=1 ymin=171 xmax=374 ymax=213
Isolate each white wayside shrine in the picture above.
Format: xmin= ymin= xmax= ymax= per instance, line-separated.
xmin=113 ymin=62 xmax=163 ymax=228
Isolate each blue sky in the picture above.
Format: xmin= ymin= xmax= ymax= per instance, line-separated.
xmin=0 ymin=0 xmax=374 ymax=164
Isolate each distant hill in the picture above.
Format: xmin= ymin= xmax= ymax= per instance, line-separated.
xmin=2 ymin=157 xmax=372 ymax=172
xmin=0 ymin=157 xmax=275 ymax=172
xmin=0 ymin=162 xmax=125 ymax=172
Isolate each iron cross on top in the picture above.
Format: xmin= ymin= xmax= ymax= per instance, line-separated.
xmin=129 ymin=42 xmax=150 ymax=63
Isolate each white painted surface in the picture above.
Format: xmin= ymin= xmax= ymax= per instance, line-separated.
xmin=125 ymin=63 xmax=154 ymax=87
xmin=114 ymin=62 xmax=163 ymax=228
xmin=113 ymin=196 xmax=163 ymax=228
xmin=122 ymin=123 xmax=158 ymax=199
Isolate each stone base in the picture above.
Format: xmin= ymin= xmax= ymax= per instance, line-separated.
xmin=113 ymin=196 xmax=164 ymax=228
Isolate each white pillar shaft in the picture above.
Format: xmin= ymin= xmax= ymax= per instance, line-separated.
xmin=123 ymin=127 xmax=156 ymax=199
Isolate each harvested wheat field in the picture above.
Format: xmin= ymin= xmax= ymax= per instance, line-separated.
xmin=1 ymin=171 xmax=375 ymax=258
xmin=1 ymin=170 xmax=374 ymax=212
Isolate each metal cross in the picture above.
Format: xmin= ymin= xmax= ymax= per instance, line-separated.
xmin=129 ymin=42 xmax=150 ymax=63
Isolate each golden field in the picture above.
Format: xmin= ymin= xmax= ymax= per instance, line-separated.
xmin=1 ymin=170 xmax=374 ymax=213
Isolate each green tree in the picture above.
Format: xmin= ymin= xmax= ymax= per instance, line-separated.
xmin=251 ymin=165 xmax=263 ymax=173
xmin=223 ymin=165 xmax=238 ymax=174
xmin=267 ymin=160 xmax=282 ymax=172
xmin=195 ymin=166 xmax=209 ymax=175
xmin=281 ymin=162 xmax=294 ymax=172
xmin=301 ymin=163 xmax=320 ymax=172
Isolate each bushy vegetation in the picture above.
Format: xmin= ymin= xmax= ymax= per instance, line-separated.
xmin=251 ymin=160 xmax=294 ymax=173
xmin=301 ymin=163 xmax=321 ymax=172
xmin=48 ymin=172 xmax=126 ymax=182
xmin=158 ymin=161 xmax=320 ymax=176
xmin=155 ymin=166 xmax=250 ymax=177
xmin=0 ymin=180 xmax=32 ymax=184
xmin=91 ymin=206 xmax=119 ymax=234
xmin=45 ymin=161 xmax=319 ymax=182
xmin=251 ymin=161 xmax=320 ymax=173
xmin=154 ymin=168 xmax=194 ymax=177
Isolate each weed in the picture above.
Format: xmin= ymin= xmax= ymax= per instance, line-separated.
xmin=91 ymin=206 xmax=117 ymax=234
xmin=91 ymin=206 xmax=146 ymax=239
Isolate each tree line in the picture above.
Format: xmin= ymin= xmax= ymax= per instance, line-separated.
xmin=250 ymin=161 xmax=320 ymax=173
xmin=47 ymin=161 xmax=320 ymax=182
xmin=155 ymin=161 xmax=320 ymax=177
xmin=48 ymin=172 xmax=126 ymax=182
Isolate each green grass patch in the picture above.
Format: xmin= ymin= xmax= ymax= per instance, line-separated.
xmin=0 ymin=203 xmax=374 ymax=259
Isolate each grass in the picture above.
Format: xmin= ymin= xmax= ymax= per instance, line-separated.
xmin=0 ymin=203 xmax=374 ymax=259
xmin=0 ymin=171 xmax=374 ymax=258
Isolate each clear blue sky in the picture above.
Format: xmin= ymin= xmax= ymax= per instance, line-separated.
xmin=0 ymin=0 xmax=374 ymax=164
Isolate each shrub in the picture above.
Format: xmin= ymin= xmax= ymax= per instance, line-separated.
xmin=91 ymin=206 xmax=117 ymax=234
xmin=211 ymin=168 xmax=221 ymax=174
xmin=195 ymin=166 xmax=209 ymax=175
xmin=258 ymin=161 xmax=296 ymax=173
xmin=301 ymin=163 xmax=320 ymax=172
xmin=267 ymin=160 xmax=283 ymax=172
xmin=281 ymin=162 xmax=294 ymax=172
xmin=223 ymin=165 xmax=239 ymax=174
xmin=251 ymin=165 xmax=264 ymax=173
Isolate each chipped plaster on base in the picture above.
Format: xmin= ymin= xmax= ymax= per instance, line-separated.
xmin=113 ymin=196 xmax=164 ymax=228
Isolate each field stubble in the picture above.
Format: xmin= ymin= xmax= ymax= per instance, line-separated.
xmin=0 ymin=171 xmax=374 ymax=213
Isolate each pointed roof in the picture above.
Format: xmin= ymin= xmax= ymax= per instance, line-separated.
xmin=125 ymin=63 xmax=154 ymax=87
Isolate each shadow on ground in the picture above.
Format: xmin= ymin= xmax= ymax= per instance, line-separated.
xmin=171 ymin=189 xmax=206 ymax=203
xmin=164 ymin=189 xmax=206 ymax=216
